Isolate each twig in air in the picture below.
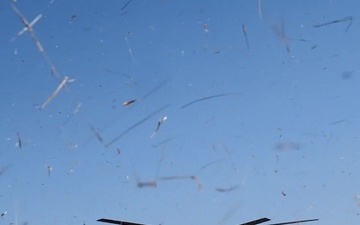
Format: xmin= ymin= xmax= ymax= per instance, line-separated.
xmin=41 ymin=76 xmax=75 ymax=109
xmin=181 ymin=93 xmax=241 ymax=109
xmin=11 ymin=4 xmax=61 ymax=78
xmin=313 ymin=16 xmax=353 ymax=32
xmin=105 ymin=104 xmax=169 ymax=147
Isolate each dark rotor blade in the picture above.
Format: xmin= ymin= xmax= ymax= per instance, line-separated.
xmin=268 ymin=219 xmax=319 ymax=225
xmin=97 ymin=218 xmax=148 ymax=225
xmin=239 ymin=218 xmax=271 ymax=225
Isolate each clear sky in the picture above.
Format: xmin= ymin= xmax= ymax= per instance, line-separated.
xmin=1 ymin=0 xmax=359 ymax=225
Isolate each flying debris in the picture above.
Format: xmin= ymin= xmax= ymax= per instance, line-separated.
xmin=258 ymin=0 xmax=263 ymax=20
xmin=151 ymin=137 xmax=174 ymax=148
xmin=16 ymin=132 xmax=22 ymax=148
xmin=11 ymin=5 xmax=61 ymax=78
xmin=141 ymin=79 xmax=168 ymax=101
xmin=121 ymin=0 xmax=132 ymax=11
xmin=151 ymin=116 xmax=167 ymax=138
xmin=181 ymin=93 xmax=241 ymax=109
xmin=41 ymin=76 xmax=76 ymax=109
xmin=215 ymin=185 xmax=239 ymax=193
xmin=1 ymin=211 xmax=7 ymax=218
xmin=273 ymin=19 xmax=291 ymax=54
xmin=0 ymin=165 xmax=10 ymax=176
xmin=105 ymin=104 xmax=169 ymax=147
xmin=17 ymin=13 xmax=43 ymax=36
xmin=123 ymin=99 xmax=137 ymax=106
xmin=97 ymin=218 xmax=318 ymax=225
xmin=275 ymin=141 xmax=301 ymax=151
xmin=90 ymin=125 xmax=105 ymax=145
xmin=158 ymin=175 xmax=202 ymax=190
xmin=242 ymin=23 xmax=250 ymax=49
xmin=203 ymin=23 xmax=210 ymax=33
xmin=137 ymin=181 xmax=157 ymax=188
xmin=47 ymin=165 xmax=53 ymax=176
xmin=135 ymin=175 xmax=202 ymax=190
xmin=122 ymin=79 xmax=168 ymax=107
xmin=313 ymin=16 xmax=353 ymax=31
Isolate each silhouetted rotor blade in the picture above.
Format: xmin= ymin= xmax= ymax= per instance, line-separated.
xmin=268 ymin=219 xmax=319 ymax=225
xmin=97 ymin=218 xmax=148 ymax=225
xmin=240 ymin=218 xmax=271 ymax=225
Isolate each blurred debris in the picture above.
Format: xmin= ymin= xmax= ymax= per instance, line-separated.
xmin=11 ymin=5 xmax=61 ymax=78
xmin=258 ymin=0 xmax=263 ymax=20
xmin=105 ymin=104 xmax=169 ymax=147
xmin=123 ymin=99 xmax=136 ymax=106
xmin=273 ymin=19 xmax=291 ymax=54
xmin=73 ymin=102 xmax=82 ymax=114
xmin=47 ymin=166 xmax=53 ymax=176
xmin=355 ymin=195 xmax=360 ymax=207
xmin=313 ymin=16 xmax=353 ymax=31
xmin=242 ymin=23 xmax=250 ymax=49
xmin=41 ymin=76 xmax=75 ymax=109
xmin=122 ymin=79 xmax=167 ymax=107
xmin=90 ymin=125 xmax=105 ymax=145
xmin=203 ymin=23 xmax=210 ymax=33
xmin=16 ymin=132 xmax=22 ymax=148
xmin=136 ymin=175 xmax=202 ymax=190
xmin=151 ymin=116 xmax=167 ymax=138
xmin=137 ymin=181 xmax=157 ymax=188
xmin=0 ymin=165 xmax=10 ymax=176
xmin=201 ymin=159 xmax=223 ymax=169
xmin=181 ymin=93 xmax=240 ymax=109
xmin=275 ymin=141 xmax=301 ymax=151
xmin=151 ymin=137 xmax=174 ymax=148
xmin=311 ymin=45 xmax=318 ymax=50
xmin=124 ymin=36 xmax=136 ymax=62
xmin=141 ymin=79 xmax=168 ymax=101
xmin=121 ymin=0 xmax=132 ymax=11
xmin=215 ymin=185 xmax=238 ymax=193
xmin=329 ymin=119 xmax=346 ymax=126
xmin=1 ymin=211 xmax=7 ymax=218
xmin=158 ymin=175 xmax=202 ymax=190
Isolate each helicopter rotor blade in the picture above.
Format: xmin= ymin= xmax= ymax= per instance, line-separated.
xmin=268 ymin=219 xmax=319 ymax=225
xmin=97 ymin=218 xmax=148 ymax=225
xmin=239 ymin=218 xmax=271 ymax=225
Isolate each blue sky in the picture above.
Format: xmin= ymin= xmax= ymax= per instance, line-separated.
xmin=1 ymin=0 xmax=359 ymax=225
